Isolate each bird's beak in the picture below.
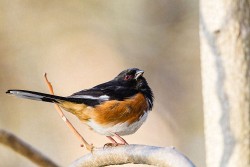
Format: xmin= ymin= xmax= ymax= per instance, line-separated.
xmin=135 ymin=70 xmax=144 ymax=80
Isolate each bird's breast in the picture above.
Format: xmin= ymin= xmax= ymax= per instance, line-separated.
xmin=92 ymin=93 xmax=148 ymax=124
xmin=86 ymin=93 xmax=150 ymax=135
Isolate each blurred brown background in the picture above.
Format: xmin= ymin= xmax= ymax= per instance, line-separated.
xmin=0 ymin=0 xmax=203 ymax=166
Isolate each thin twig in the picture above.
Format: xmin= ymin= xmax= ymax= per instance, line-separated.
xmin=44 ymin=73 xmax=93 ymax=151
xmin=0 ymin=129 xmax=59 ymax=167
xmin=70 ymin=144 xmax=196 ymax=167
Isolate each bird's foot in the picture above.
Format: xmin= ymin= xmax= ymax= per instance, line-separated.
xmin=104 ymin=134 xmax=128 ymax=148
xmin=103 ymin=142 xmax=127 ymax=148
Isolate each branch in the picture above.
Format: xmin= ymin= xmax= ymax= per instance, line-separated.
xmin=0 ymin=129 xmax=59 ymax=167
xmin=44 ymin=73 xmax=93 ymax=151
xmin=70 ymin=144 xmax=196 ymax=167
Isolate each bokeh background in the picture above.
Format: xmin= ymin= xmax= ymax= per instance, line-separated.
xmin=0 ymin=0 xmax=203 ymax=166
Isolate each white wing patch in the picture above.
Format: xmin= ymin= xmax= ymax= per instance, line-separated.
xmin=72 ymin=95 xmax=110 ymax=101
xmin=99 ymin=95 xmax=109 ymax=101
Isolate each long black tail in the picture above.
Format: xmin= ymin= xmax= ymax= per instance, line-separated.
xmin=6 ymin=90 xmax=67 ymax=103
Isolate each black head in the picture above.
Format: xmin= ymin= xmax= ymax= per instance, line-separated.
xmin=115 ymin=68 xmax=144 ymax=85
xmin=115 ymin=68 xmax=154 ymax=110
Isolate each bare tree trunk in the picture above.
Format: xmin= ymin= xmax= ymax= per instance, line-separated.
xmin=199 ymin=0 xmax=250 ymax=167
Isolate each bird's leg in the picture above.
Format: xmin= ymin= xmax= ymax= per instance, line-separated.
xmin=113 ymin=133 xmax=128 ymax=145
xmin=104 ymin=136 xmax=119 ymax=148
xmin=106 ymin=136 xmax=117 ymax=144
xmin=104 ymin=134 xmax=129 ymax=147
xmin=104 ymin=133 xmax=128 ymax=148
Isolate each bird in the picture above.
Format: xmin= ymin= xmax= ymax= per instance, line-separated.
xmin=6 ymin=68 xmax=154 ymax=146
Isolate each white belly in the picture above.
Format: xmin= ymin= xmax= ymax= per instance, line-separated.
xmin=87 ymin=111 xmax=149 ymax=136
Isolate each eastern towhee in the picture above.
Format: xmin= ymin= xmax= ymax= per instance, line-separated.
xmin=6 ymin=68 xmax=154 ymax=146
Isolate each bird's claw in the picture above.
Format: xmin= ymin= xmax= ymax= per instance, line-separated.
xmin=103 ymin=143 xmax=126 ymax=148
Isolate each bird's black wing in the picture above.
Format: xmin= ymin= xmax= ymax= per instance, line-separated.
xmin=66 ymin=80 xmax=138 ymax=106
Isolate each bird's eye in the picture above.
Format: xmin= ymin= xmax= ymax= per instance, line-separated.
xmin=124 ymin=75 xmax=133 ymax=80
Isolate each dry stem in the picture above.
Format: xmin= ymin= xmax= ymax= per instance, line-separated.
xmin=44 ymin=73 xmax=93 ymax=151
